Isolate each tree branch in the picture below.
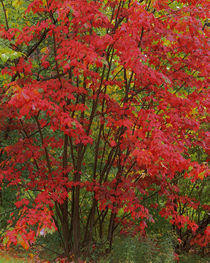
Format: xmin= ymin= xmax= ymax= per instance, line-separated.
xmin=0 ymin=0 xmax=9 ymax=30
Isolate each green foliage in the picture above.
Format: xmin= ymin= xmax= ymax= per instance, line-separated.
xmin=0 ymin=46 xmax=23 ymax=63
xmin=0 ymin=186 xmax=17 ymax=230
xmin=98 ymin=235 xmax=175 ymax=263
xmin=179 ymin=253 xmax=210 ymax=263
xmin=35 ymin=231 xmax=63 ymax=261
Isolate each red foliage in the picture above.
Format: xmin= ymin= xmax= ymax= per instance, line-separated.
xmin=0 ymin=0 xmax=209 ymax=258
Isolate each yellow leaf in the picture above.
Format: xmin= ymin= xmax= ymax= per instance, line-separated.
xmin=41 ymin=47 xmax=48 ymax=54
xmin=12 ymin=0 xmax=22 ymax=8
xmin=17 ymin=235 xmax=30 ymax=250
xmin=28 ymin=253 xmax=34 ymax=258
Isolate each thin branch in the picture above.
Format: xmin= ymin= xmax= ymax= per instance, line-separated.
xmin=27 ymin=29 xmax=49 ymax=58
xmin=0 ymin=0 xmax=9 ymax=30
xmin=33 ymin=242 xmax=62 ymax=257
xmin=34 ymin=115 xmax=52 ymax=174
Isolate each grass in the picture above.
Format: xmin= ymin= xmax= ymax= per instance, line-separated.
xmin=0 ymin=255 xmax=28 ymax=263
xmin=0 ymin=251 xmax=42 ymax=263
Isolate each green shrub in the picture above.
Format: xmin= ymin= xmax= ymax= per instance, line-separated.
xmin=101 ymin=234 xmax=176 ymax=263
xmin=178 ymin=253 xmax=210 ymax=263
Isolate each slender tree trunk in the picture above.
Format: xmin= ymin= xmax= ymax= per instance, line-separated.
xmin=61 ymin=202 xmax=71 ymax=256
xmin=0 ymin=190 xmax=2 ymax=206
xmin=72 ymin=183 xmax=80 ymax=260
xmin=60 ymin=134 xmax=71 ymax=258
xmin=0 ymin=149 xmax=2 ymax=206
xmin=72 ymin=144 xmax=83 ymax=260
xmin=84 ymin=198 xmax=97 ymax=252
xmin=107 ymin=212 xmax=116 ymax=251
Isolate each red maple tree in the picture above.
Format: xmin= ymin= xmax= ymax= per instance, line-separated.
xmin=0 ymin=0 xmax=209 ymax=261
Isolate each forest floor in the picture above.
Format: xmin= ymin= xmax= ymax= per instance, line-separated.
xmin=0 ymin=248 xmax=49 ymax=263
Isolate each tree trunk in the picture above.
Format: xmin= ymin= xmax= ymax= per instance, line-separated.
xmin=72 ymin=184 xmax=80 ymax=260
